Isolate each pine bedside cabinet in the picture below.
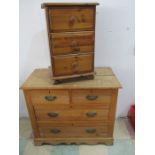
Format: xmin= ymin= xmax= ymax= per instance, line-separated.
xmin=41 ymin=3 xmax=99 ymax=83
xmin=21 ymin=67 xmax=122 ymax=145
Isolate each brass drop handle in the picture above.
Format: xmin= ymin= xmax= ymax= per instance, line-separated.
xmin=50 ymin=129 xmax=61 ymax=134
xmin=86 ymin=128 xmax=96 ymax=133
xmin=86 ymin=112 xmax=97 ymax=117
xmin=44 ymin=96 xmax=57 ymax=101
xmin=86 ymin=95 xmax=98 ymax=101
xmin=47 ymin=112 xmax=59 ymax=117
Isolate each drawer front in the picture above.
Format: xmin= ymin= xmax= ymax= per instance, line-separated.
xmin=53 ymin=54 xmax=93 ymax=76
xmin=29 ymin=90 xmax=69 ymax=104
xmin=51 ymin=31 xmax=94 ymax=56
xmin=72 ymin=90 xmax=112 ymax=104
xmin=39 ymin=126 xmax=109 ymax=138
xmin=35 ymin=108 xmax=109 ymax=121
xmin=48 ymin=6 xmax=95 ymax=32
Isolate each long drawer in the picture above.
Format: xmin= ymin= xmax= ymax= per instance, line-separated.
xmin=39 ymin=126 xmax=109 ymax=138
xmin=53 ymin=54 xmax=93 ymax=76
xmin=48 ymin=6 xmax=95 ymax=32
xmin=34 ymin=108 xmax=109 ymax=121
xmin=51 ymin=31 xmax=94 ymax=56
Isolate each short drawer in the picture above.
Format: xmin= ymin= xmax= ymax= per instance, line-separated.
xmin=48 ymin=6 xmax=95 ymax=32
xmin=34 ymin=108 xmax=109 ymax=121
xmin=39 ymin=126 xmax=109 ymax=138
xmin=29 ymin=90 xmax=69 ymax=104
xmin=72 ymin=90 xmax=112 ymax=104
xmin=53 ymin=54 xmax=93 ymax=76
xmin=51 ymin=31 xmax=94 ymax=56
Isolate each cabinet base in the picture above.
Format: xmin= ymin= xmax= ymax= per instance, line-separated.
xmin=48 ymin=66 xmax=95 ymax=84
xmin=34 ymin=137 xmax=113 ymax=146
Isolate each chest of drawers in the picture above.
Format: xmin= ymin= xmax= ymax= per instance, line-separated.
xmin=21 ymin=67 xmax=122 ymax=145
xmin=41 ymin=3 xmax=98 ymax=82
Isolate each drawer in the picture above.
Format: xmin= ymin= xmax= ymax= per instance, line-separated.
xmin=48 ymin=6 xmax=95 ymax=32
xmin=53 ymin=54 xmax=93 ymax=76
xmin=72 ymin=90 xmax=112 ymax=104
xmin=29 ymin=90 xmax=69 ymax=104
xmin=34 ymin=108 xmax=109 ymax=121
xmin=51 ymin=31 xmax=94 ymax=56
xmin=39 ymin=126 xmax=109 ymax=138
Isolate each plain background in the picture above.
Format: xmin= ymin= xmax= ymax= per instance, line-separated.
xmin=19 ymin=0 xmax=135 ymax=117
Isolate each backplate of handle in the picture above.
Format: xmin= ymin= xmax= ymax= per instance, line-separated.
xmin=47 ymin=112 xmax=59 ymax=117
xmin=86 ymin=95 xmax=98 ymax=101
xmin=44 ymin=95 xmax=57 ymax=101
xmin=86 ymin=128 xmax=96 ymax=133
xmin=86 ymin=112 xmax=97 ymax=117
xmin=50 ymin=129 xmax=61 ymax=134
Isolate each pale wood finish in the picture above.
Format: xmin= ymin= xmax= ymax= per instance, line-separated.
xmin=21 ymin=67 xmax=122 ymax=145
xmin=39 ymin=126 xmax=110 ymax=138
xmin=29 ymin=90 xmax=69 ymax=105
xmin=51 ymin=31 xmax=94 ymax=55
xmin=34 ymin=109 xmax=109 ymax=121
xmin=42 ymin=3 xmax=97 ymax=81
xmin=21 ymin=67 xmax=122 ymax=89
xmin=72 ymin=89 xmax=112 ymax=104
xmin=34 ymin=137 xmax=113 ymax=145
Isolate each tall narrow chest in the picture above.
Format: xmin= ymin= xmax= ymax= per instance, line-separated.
xmin=41 ymin=3 xmax=99 ymax=82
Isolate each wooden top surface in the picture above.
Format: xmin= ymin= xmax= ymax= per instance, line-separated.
xmin=21 ymin=67 xmax=122 ymax=89
xmin=41 ymin=2 xmax=99 ymax=8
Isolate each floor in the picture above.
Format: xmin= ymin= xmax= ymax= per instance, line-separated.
xmin=19 ymin=118 xmax=135 ymax=155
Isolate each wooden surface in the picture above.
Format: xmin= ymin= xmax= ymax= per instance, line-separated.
xmin=34 ymin=137 xmax=113 ymax=145
xmin=21 ymin=67 xmax=122 ymax=89
xmin=21 ymin=67 xmax=121 ymax=145
xmin=51 ymin=31 xmax=94 ymax=56
xmin=42 ymin=4 xmax=97 ymax=80
xmin=41 ymin=3 xmax=99 ymax=8
xmin=53 ymin=54 xmax=93 ymax=76
xmin=48 ymin=6 xmax=95 ymax=32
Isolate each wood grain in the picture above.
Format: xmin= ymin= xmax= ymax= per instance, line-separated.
xmin=48 ymin=6 xmax=95 ymax=32
xmin=51 ymin=31 xmax=94 ymax=55
xmin=34 ymin=137 xmax=113 ymax=145
xmin=41 ymin=3 xmax=99 ymax=8
xmin=72 ymin=89 xmax=112 ymax=104
xmin=21 ymin=67 xmax=122 ymax=89
xmin=34 ymin=108 xmax=109 ymax=121
xmin=21 ymin=67 xmax=121 ymax=145
xmin=29 ymin=90 xmax=69 ymax=105
xmin=53 ymin=54 xmax=93 ymax=76
xmin=39 ymin=126 xmax=109 ymax=138
xmin=42 ymin=4 xmax=97 ymax=80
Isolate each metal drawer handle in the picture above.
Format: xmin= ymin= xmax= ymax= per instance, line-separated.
xmin=44 ymin=96 xmax=57 ymax=101
xmin=86 ymin=95 xmax=98 ymax=101
xmin=50 ymin=129 xmax=61 ymax=134
xmin=47 ymin=112 xmax=58 ymax=117
xmin=86 ymin=128 xmax=96 ymax=133
xmin=86 ymin=112 xmax=97 ymax=117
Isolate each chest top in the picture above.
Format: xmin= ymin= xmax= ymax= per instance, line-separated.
xmin=21 ymin=67 xmax=122 ymax=90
